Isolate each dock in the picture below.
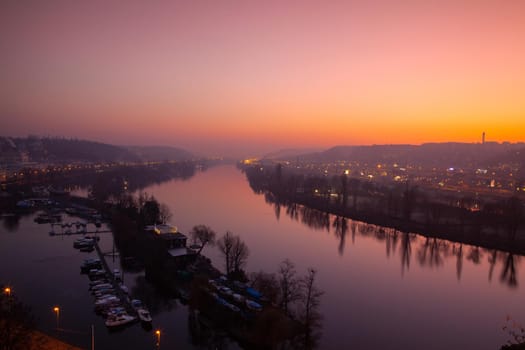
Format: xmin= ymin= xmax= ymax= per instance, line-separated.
xmin=92 ymin=239 xmax=137 ymax=319
xmin=49 ymin=230 xmax=112 ymax=236
xmin=49 ymin=221 xmax=111 ymax=236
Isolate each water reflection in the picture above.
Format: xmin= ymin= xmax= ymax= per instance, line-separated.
xmin=400 ymin=232 xmax=413 ymax=276
xmin=333 ymin=217 xmax=347 ymax=256
xmin=266 ymin=200 xmax=522 ymax=287
xmin=454 ymin=244 xmax=463 ymax=280
xmin=1 ymin=214 xmax=21 ymax=232
xmin=417 ymin=237 xmax=445 ymax=268
xmin=131 ymin=275 xmax=178 ymax=315
xmin=501 ymin=254 xmax=519 ymax=288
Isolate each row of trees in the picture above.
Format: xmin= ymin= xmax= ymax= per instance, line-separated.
xmin=188 ymin=225 xmax=324 ymax=349
xmin=189 ymin=225 xmax=250 ymax=281
xmin=250 ymin=259 xmax=324 ymax=349
xmin=243 ymin=163 xmax=525 ymax=250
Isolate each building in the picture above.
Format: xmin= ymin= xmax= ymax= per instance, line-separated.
xmin=144 ymin=224 xmax=196 ymax=266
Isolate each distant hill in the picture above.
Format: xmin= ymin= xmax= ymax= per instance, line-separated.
xmin=292 ymin=142 xmax=525 ymax=168
xmin=0 ymin=136 xmax=196 ymax=164
xmin=125 ymin=145 xmax=196 ymax=162
xmin=41 ymin=138 xmax=140 ymax=163
xmin=262 ymin=148 xmax=323 ymax=160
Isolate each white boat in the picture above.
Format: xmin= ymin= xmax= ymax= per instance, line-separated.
xmin=95 ymin=296 xmax=119 ymax=307
xmin=137 ymin=308 xmax=152 ymax=323
xmin=105 ymin=314 xmax=136 ymax=327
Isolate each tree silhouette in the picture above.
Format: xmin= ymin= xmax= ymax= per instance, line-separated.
xmin=340 ymin=174 xmax=348 ymax=208
xmin=230 ymin=235 xmax=249 ymax=278
xmin=159 ymin=203 xmax=172 ymax=224
xmin=141 ymin=197 xmax=160 ymax=226
xmin=298 ymin=268 xmax=324 ymax=350
xmin=278 ymin=259 xmax=301 ymax=317
xmin=190 ymin=225 xmax=216 ymax=255
xmin=249 ymin=271 xmax=279 ymax=305
xmin=349 ymin=178 xmax=360 ymax=211
xmin=505 ymin=196 xmax=523 ymax=241
xmin=402 ymin=181 xmax=418 ymax=221
xmin=0 ymin=287 xmax=36 ymax=350
xmin=217 ymin=231 xmax=235 ymax=276
xmin=217 ymin=232 xmax=249 ymax=278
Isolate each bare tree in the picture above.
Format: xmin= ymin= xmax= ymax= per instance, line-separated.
xmin=217 ymin=231 xmax=249 ymax=277
xmin=349 ymin=178 xmax=360 ymax=211
xmin=298 ymin=268 xmax=324 ymax=350
xmin=159 ymin=203 xmax=172 ymax=224
xmin=231 ymin=235 xmax=250 ymax=275
xmin=402 ymin=181 xmax=418 ymax=221
xmin=217 ymin=231 xmax=235 ymax=275
xmin=249 ymin=271 xmax=279 ymax=304
xmin=190 ymin=225 xmax=216 ymax=255
xmin=278 ymin=259 xmax=301 ymax=317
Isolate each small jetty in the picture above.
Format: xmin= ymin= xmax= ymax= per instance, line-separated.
xmin=48 ymin=215 xmax=150 ymax=329
xmin=49 ymin=221 xmax=111 ymax=236
xmin=90 ymin=239 xmax=138 ymax=321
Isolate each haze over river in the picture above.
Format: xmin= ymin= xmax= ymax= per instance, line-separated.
xmin=1 ymin=165 xmax=524 ymax=349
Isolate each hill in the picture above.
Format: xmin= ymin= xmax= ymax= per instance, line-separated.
xmin=0 ymin=136 xmax=196 ymax=164
xmin=292 ymin=142 xmax=525 ymax=168
xmin=125 ymin=145 xmax=196 ymax=162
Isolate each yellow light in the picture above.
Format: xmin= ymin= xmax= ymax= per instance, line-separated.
xmin=4 ymin=287 xmax=10 ymax=295
xmin=53 ymin=306 xmax=59 ymax=312
xmin=155 ymin=330 xmax=161 ymax=336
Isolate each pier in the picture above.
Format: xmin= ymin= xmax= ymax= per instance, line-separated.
xmin=49 ymin=221 xmax=111 ymax=236
xmin=49 ymin=230 xmax=112 ymax=236
xmin=92 ymin=239 xmax=137 ymax=319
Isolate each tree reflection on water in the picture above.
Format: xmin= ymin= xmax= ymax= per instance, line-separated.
xmin=266 ymin=199 xmax=522 ymax=288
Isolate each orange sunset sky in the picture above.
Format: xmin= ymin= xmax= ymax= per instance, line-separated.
xmin=1 ymin=0 xmax=524 ymax=156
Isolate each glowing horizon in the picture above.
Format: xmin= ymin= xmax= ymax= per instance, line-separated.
xmin=1 ymin=1 xmax=524 ymax=156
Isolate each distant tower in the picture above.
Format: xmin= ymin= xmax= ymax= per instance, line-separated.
xmin=482 ymin=132 xmax=485 ymax=145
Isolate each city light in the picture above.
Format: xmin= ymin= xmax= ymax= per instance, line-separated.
xmin=4 ymin=287 xmax=10 ymax=296
xmin=155 ymin=329 xmax=161 ymax=348
xmin=53 ymin=306 xmax=60 ymax=330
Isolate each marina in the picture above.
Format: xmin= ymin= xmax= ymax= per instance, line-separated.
xmin=50 ymin=218 xmax=151 ymax=331
xmin=1 ymin=165 xmax=525 ymax=349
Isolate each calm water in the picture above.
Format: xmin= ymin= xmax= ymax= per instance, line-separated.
xmin=1 ymin=165 xmax=524 ymax=349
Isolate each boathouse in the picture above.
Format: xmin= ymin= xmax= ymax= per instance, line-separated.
xmin=144 ymin=224 xmax=196 ymax=266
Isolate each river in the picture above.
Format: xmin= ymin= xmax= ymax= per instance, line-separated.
xmin=1 ymin=164 xmax=524 ymax=349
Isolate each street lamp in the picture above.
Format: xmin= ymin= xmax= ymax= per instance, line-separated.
xmin=155 ymin=329 xmax=161 ymax=348
xmin=53 ymin=306 xmax=60 ymax=330
xmin=4 ymin=287 xmax=11 ymax=297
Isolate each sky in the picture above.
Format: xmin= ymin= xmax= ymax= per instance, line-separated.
xmin=1 ymin=0 xmax=524 ymax=156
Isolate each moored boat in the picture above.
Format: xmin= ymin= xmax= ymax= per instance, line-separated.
xmin=137 ymin=308 xmax=152 ymax=323
xmin=245 ymin=299 xmax=263 ymax=311
xmin=105 ymin=313 xmax=136 ymax=327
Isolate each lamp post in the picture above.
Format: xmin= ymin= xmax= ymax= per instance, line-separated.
xmin=155 ymin=329 xmax=161 ymax=348
xmin=91 ymin=324 xmax=95 ymax=350
xmin=53 ymin=306 xmax=60 ymax=330
xmin=4 ymin=287 xmax=12 ymax=312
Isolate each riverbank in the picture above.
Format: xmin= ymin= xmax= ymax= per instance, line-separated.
xmin=241 ymin=163 xmax=525 ymax=256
